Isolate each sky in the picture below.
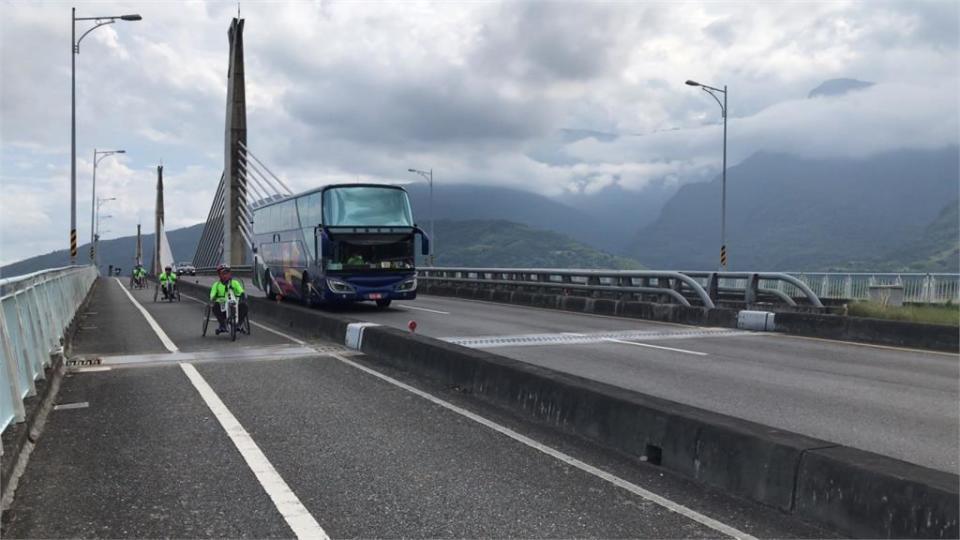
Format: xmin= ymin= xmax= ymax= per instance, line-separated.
xmin=1 ymin=0 xmax=957 ymax=265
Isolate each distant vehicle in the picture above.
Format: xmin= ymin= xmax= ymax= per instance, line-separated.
xmin=175 ymin=262 xmax=196 ymax=275
xmin=252 ymin=183 xmax=430 ymax=309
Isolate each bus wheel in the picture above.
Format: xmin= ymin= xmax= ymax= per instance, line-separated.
xmin=264 ymin=270 xmax=277 ymax=300
xmin=300 ymin=273 xmax=312 ymax=307
xmin=376 ymin=299 xmax=392 ymax=309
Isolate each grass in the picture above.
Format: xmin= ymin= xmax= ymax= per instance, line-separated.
xmin=846 ymin=301 xmax=960 ymax=326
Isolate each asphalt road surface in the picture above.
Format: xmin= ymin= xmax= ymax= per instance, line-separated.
xmin=3 ymin=278 xmax=830 ymax=538
xmin=337 ymin=294 xmax=959 ymax=474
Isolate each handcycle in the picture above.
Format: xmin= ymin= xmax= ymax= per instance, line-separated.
xmin=130 ymin=274 xmax=146 ymax=289
xmin=202 ymin=289 xmax=250 ymax=341
xmin=154 ymin=280 xmax=181 ymax=303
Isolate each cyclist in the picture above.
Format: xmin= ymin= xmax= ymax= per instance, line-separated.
xmin=158 ymin=265 xmax=177 ymax=299
xmin=209 ymin=264 xmax=247 ymax=334
xmin=133 ymin=265 xmax=146 ymax=288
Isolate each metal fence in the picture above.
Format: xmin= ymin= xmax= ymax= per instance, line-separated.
xmin=786 ymin=273 xmax=959 ymax=304
xmin=0 ymin=266 xmax=98 ymax=433
xmin=417 ymin=267 xmax=827 ymax=308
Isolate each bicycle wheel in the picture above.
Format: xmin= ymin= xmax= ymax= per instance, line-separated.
xmin=230 ymin=319 xmax=237 ymax=341
xmin=153 ymin=285 xmax=159 ymax=302
xmin=202 ymin=305 xmax=210 ymax=337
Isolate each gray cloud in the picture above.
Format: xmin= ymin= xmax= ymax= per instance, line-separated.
xmin=1 ymin=1 xmax=957 ymax=265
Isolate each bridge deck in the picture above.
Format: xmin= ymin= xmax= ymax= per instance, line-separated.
xmin=3 ymin=278 xmax=828 ymax=538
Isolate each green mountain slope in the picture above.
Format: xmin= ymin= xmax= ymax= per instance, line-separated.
xmin=429 ymin=219 xmax=642 ymax=269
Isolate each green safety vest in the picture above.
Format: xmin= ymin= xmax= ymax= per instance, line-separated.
xmin=210 ymin=279 xmax=244 ymax=303
xmin=159 ymin=272 xmax=177 ymax=283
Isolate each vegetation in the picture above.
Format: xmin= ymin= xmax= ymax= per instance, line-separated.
xmin=427 ymin=219 xmax=643 ymax=269
xmin=846 ymin=301 xmax=959 ymax=326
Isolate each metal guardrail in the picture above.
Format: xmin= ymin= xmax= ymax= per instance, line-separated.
xmin=417 ymin=267 xmax=827 ymax=309
xmin=0 ymin=265 xmax=98 ymax=433
xmin=418 ymin=268 xmax=723 ymax=308
xmin=786 ymin=273 xmax=959 ymax=304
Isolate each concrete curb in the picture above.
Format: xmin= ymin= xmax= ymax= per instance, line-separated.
xmin=178 ymin=280 xmax=959 ymax=538
xmin=420 ymin=283 xmax=959 ymax=352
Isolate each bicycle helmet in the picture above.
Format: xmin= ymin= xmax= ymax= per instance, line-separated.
xmin=165 ymin=266 xmax=172 ymax=272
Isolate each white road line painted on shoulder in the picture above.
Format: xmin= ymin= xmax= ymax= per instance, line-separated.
xmin=72 ymin=366 xmax=113 ymax=373
xmin=328 ymin=352 xmax=754 ymax=540
xmin=53 ymin=401 xmax=89 ymax=410
xmin=396 ymin=304 xmax=451 ymax=315
xmin=114 ymin=278 xmax=179 ymax=353
xmin=606 ymin=339 xmax=708 ymax=356
xmin=180 ymin=363 xmax=328 ymax=540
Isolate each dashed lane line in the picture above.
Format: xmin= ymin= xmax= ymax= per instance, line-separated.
xmin=180 ymin=363 xmax=329 ymax=540
xmin=395 ymin=304 xmax=451 ymax=315
xmin=114 ymin=278 xmax=179 ymax=353
xmin=606 ymin=338 xmax=708 ymax=356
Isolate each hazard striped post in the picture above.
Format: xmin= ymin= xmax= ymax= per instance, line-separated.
xmin=70 ymin=228 xmax=77 ymax=260
xmin=720 ymin=244 xmax=727 ymax=269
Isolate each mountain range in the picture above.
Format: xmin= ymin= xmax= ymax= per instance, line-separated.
xmin=629 ymin=147 xmax=959 ymax=271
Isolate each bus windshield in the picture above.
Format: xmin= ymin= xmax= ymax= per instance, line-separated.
xmin=322 ymin=186 xmax=414 ymax=227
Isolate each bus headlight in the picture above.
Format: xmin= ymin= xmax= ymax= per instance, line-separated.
xmin=395 ymin=277 xmax=417 ymax=292
xmin=326 ymin=278 xmax=355 ymax=293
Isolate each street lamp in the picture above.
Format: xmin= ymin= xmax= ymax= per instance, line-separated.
xmin=407 ymin=168 xmax=435 ymax=266
xmin=71 ymin=8 xmax=141 ymax=265
xmin=95 ymin=198 xmax=116 ymax=268
xmin=686 ymin=79 xmax=729 ymax=270
xmin=89 ymin=149 xmax=125 ymax=262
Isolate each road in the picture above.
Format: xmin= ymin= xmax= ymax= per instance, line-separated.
xmin=330 ymin=294 xmax=959 ymax=474
xmin=3 ymin=278 xmax=828 ymax=538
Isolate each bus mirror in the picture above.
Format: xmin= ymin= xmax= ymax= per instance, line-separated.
xmin=421 ymin=234 xmax=430 ymax=256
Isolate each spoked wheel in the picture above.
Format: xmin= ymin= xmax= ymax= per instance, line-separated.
xmin=153 ymin=285 xmax=159 ymax=303
xmin=202 ymin=305 xmax=211 ymax=337
xmin=243 ymin=315 xmax=251 ymax=335
xmin=230 ymin=319 xmax=237 ymax=342
xmin=176 ymin=289 xmax=182 ymax=302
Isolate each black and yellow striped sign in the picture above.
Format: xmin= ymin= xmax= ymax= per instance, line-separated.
xmin=720 ymin=244 xmax=727 ymax=267
xmin=90 ymin=246 xmax=95 ymax=259
xmin=70 ymin=229 xmax=77 ymax=257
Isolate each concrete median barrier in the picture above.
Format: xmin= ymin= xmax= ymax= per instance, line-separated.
xmin=420 ymin=282 xmax=958 ymax=352
xmin=177 ymin=279 xmax=959 ymax=538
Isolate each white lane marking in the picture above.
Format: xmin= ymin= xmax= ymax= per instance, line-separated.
xmin=53 ymin=401 xmax=89 ymax=410
xmin=182 ymin=294 xmax=309 ymax=346
xmin=606 ymin=339 xmax=708 ymax=357
xmin=396 ymin=304 xmax=450 ymax=315
xmin=180 ymin=363 xmax=328 ymax=540
xmin=328 ymin=352 xmax=754 ymax=540
xmin=767 ymin=332 xmax=960 ymax=357
xmin=73 ymin=366 xmax=113 ymax=373
xmin=114 ymin=278 xmax=179 ymax=353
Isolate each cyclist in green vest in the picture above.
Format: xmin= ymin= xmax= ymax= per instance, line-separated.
xmin=158 ymin=265 xmax=177 ymax=300
xmin=209 ymin=264 xmax=247 ymax=334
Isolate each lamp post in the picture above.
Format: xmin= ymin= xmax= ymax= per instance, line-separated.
xmin=95 ymin=198 xmax=115 ymax=269
xmin=686 ymin=79 xmax=728 ymax=270
xmin=407 ymin=167 xmax=435 ymax=266
xmin=90 ymin=149 xmax=125 ymax=262
xmin=71 ymin=8 xmax=141 ymax=265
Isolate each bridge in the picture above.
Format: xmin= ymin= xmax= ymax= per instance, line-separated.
xmin=2 ymin=15 xmax=959 ymax=540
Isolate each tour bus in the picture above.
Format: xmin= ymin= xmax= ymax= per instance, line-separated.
xmin=251 ymin=183 xmax=429 ymax=308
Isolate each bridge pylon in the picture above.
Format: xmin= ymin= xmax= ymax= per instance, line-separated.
xmin=224 ymin=17 xmax=248 ymax=267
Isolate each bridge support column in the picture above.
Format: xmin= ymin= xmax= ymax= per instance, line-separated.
xmin=223 ymin=17 xmax=248 ymax=267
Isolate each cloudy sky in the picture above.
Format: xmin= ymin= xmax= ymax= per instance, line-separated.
xmin=1 ymin=0 xmax=957 ymax=265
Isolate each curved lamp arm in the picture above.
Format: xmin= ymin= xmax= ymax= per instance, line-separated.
xmin=75 ymin=20 xmax=116 ymax=53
